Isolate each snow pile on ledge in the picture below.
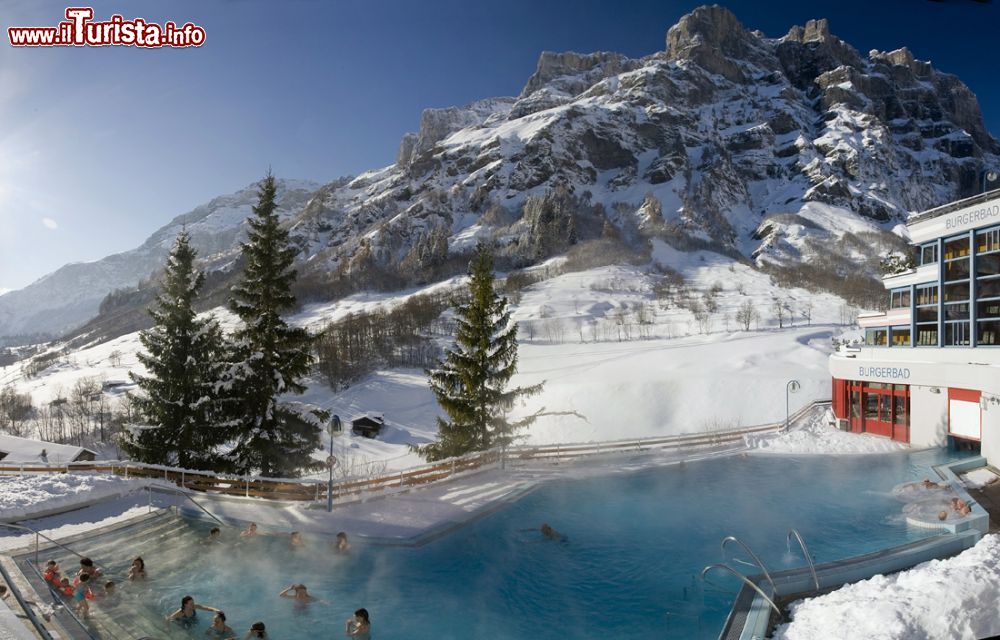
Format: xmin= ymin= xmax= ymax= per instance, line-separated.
xmin=773 ymin=534 xmax=1000 ymax=640
xmin=961 ymin=467 xmax=999 ymax=489
xmin=745 ymin=416 xmax=907 ymax=455
xmin=0 ymin=473 xmax=149 ymax=522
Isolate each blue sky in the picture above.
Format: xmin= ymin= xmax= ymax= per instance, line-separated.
xmin=1 ymin=0 xmax=998 ymax=292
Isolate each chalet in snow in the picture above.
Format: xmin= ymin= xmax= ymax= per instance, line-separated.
xmin=351 ymin=414 xmax=385 ymax=439
xmin=0 ymin=434 xmax=97 ymax=464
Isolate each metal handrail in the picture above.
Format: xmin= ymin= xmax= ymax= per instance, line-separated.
xmin=787 ymin=529 xmax=820 ymax=592
xmin=701 ymin=564 xmax=782 ymax=618
xmin=721 ymin=535 xmax=778 ymax=597
xmin=0 ymin=522 xmax=86 ymax=566
xmin=146 ymin=485 xmax=224 ymax=526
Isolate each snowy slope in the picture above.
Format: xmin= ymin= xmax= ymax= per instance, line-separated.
xmin=0 ymin=247 xmax=854 ymax=469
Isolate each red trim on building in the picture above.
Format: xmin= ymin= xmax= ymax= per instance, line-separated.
xmin=948 ymin=387 xmax=982 ymax=442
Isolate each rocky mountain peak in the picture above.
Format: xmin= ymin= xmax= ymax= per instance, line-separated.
xmin=664 ymin=4 xmax=772 ymax=82
xmin=520 ymin=51 xmax=638 ymax=99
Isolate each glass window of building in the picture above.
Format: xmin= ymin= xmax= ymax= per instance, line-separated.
xmin=889 ymin=288 xmax=911 ymax=309
xmin=945 ymin=321 xmax=971 ymax=346
xmin=915 ymin=284 xmax=938 ymax=306
xmin=920 ymin=243 xmax=938 ymax=265
xmin=916 ymin=326 xmax=938 ymax=346
xmin=865 ymin=328 xmax=888 ymax=346
xmin=944 ymin=235 xmax=971 ymax=260
xmin=978 ymin=320 xmax=1000 ymax=346
xmin=890 ymin=325 xmax=911 ymax=346
xmin=977 ymin=227 xmax=1000 ymax=254
xmin=944 ymin=282 xmax=971 ymax=302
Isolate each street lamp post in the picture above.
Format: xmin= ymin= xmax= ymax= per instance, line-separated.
xmin=327 ymin=414 xmax=341 ymax=513
xmin=785 ymin=380 xmax=801 ymax=431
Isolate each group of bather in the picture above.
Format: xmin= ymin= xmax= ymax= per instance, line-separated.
xmin=37 ymin=523 xmax=370 ymax=638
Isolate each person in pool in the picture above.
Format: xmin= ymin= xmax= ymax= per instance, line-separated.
xmin=77 ymin=557 xmax=102 ymax=581
xmin=345 ymin=608 xmax=371 ymax=638
xmin=167 ymin=595 xmax=221 ymax=629
xmin=290 ymin=531 xmax=304 ymax=547
xmin=540 ymin=523 xmax=566 ymax=541
xmin=73 ymin=573 xmax=91 ymax=616
xmin=127 ymin=556 xmax=147 ymax=581
xmin=205 ymin=611 xmax=235 ymax=638
xmin=278 ymin=583 xmax=317 ymax=603
xmin=208 ymin=527 xmax=222 ymax=543
xmin=243 ymin=621 xmax=268 ymax=640
xmin=42 ymin=560 xmax=60 ymax=584
xmin=334 ymin=531 xmax=350 ymax=552
xmin=240 ymin=523 xmax=258 ymax=538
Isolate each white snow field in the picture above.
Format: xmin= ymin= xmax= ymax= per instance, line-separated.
xmin=745 ymin=409 xmax=908 ymax=455
xmin=0 ymin=252 xmax=853 ymax=473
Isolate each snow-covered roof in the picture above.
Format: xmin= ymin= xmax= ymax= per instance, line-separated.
xmin=0 ymin=434 xmax=97 ymax=463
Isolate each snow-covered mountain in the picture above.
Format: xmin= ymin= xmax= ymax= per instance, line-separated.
xmin=279 ymin=6 xmax=997 ymax=289
xmin=3 ymin=5 xmax=998 ymax=341
xmin=0 ymin=179 xmax=319 ymax=341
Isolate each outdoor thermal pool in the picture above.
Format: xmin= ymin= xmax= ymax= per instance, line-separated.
xmin=33 ymin=448 xmax=968 ymax=639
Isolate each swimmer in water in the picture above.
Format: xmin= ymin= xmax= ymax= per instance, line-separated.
xmin=127 ymin=556 xmax=146 ymax=581
xmin=540 ymin=523 xmax=567 ymax=541
xmin=167 ymin=595 xmax=221 ymax=629
xmin=208 ymin=527 xmax=222 ymax=543
xmin=205 ymin=611 xmax=235 ymax=638
xmin=290 ymin=531 xmax=303 ymax=547
xmin=240 ymin=522 xmax=258 ymax=538
xmin=345 ymin=608 xmax=371 ymax=638
xmin=334 ymin=531 xmax=350 ymax=552
xmin=244 ymin=621 xmax=268 ymax=639
xmin=278 ymin=583 xmax=317 ymax=603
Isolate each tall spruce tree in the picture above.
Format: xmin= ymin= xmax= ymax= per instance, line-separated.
xmin=423 ymin=243 xmax=542 ymax=461
xmin=226 ymin=173 xmax=320 ymax=477
xmin=123 ymin=231 xmax=229 ymax=469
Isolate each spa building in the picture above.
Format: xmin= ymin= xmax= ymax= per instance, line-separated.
xmin=829 ymin=189 xmax=1000 ymax=464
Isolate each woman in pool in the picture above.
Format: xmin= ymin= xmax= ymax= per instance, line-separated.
xmin=243 ymin=621 xmax=268 ymax=639
xmin=206 ymin=611 xmax=235 ymax=638
xmin=240 ymin=522 xmax=258 ymax=538
xmin=167 ymin=595 xmax=221 ymax=628
xmin=278 ymin=583 xmax=317 ymax=603
xmin=345 ymin=608 xmax=370 ymax=638
xmin=77 ymin=557 xmax=102 ymax=581
xmin=127 ymin=556 xmax=146 ymax=581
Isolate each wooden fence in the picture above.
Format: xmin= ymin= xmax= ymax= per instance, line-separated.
xmin=0 ymin=401 xmax=829 ymax=503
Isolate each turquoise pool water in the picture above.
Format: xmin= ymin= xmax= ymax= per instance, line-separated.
xmin=63 ymin=449 xmax=965 ymax=639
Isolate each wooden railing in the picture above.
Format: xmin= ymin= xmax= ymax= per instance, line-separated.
xmin=0 ymin=401 xmax=829 ymax=503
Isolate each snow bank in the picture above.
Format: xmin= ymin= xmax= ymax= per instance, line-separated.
xmin=744 ymin=411 xmax=907 ymax=455
xmin=0 ymin=473 xmax=149 ymax=522
xmin=773 ymin=534 xmax=1000 ymax=640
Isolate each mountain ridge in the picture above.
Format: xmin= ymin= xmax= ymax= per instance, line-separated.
xmin=2 ymin=4 xmax=997 ymax=343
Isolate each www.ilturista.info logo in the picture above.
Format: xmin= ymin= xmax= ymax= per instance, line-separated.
xmin=8 ymin=7 xmax=205 ymax=48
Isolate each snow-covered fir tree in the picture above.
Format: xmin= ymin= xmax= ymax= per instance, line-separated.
xmin=226 ymin=173 xmax=320 ymax=477
xmin=122 ymin=231 xmax=229 ymax=469
xmin=423 ymin=243 xmax=542 ymax=461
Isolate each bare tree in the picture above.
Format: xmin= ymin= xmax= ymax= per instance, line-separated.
xmin=772 ymin=298 xmax=787 ymax=329
xmin=736 ymin=299 xmax=759 ymax=331
xmin=801 ymin=300 xmax=813 ymax=326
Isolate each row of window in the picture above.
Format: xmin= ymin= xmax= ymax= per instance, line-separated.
xmin=919 ymin=226 xmax=1000 ymax=266
xmin=867 ymin=320 xmax=1000 ymax=346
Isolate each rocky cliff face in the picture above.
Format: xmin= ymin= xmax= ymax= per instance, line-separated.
xmin=288 ymin=4 xmax=998 ymax=279
xmin=3 ymin=4 xmax=998 ymax=341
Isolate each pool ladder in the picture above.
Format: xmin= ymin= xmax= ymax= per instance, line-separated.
xmin=700 ymin=528 xmax=820 ymax=618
